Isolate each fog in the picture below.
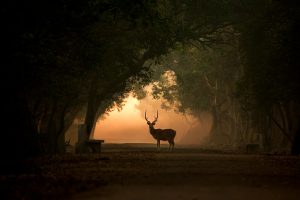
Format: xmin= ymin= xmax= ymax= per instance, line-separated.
xmin=93 ymin=94 xmax=212 ymax=145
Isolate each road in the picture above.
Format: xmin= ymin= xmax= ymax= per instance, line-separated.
xmin=71 ymin=144 xmax=300 ymax=200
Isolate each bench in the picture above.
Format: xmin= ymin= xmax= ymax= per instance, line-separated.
xmin=85 ymin=139 xmax=105 ymax=153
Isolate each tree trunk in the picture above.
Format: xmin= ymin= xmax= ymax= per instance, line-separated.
xmin=85 ymin=92 xmax=98 ymax=139
xmin=2 ymin=94 xmax=39 ymax=173
xmin=291 ymin=126 xmax=300 ymax=155
xmin=210 ymin=105 xmax=222 ymax=144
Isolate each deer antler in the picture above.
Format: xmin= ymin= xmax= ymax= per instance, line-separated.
xmin=145 ymin=110 xmax=150 ymax=123
xmin=153 ymin=110 xmax=158 ymax=123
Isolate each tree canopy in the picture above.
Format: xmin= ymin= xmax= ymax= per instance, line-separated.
xmin=147 ymin=0 xmax=300 ymax=153
xmin=1 ymin=0 xmax=300 ymax=171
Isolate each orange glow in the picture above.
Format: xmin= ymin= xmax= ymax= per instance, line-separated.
xmin=93 ymin=93 xmax=211 ymax=144
xmin=93 ymin=95 xmax=147 ymax=143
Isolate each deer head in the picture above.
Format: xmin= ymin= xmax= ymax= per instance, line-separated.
xmin=145 ymin=110 xmax=158 ymax=129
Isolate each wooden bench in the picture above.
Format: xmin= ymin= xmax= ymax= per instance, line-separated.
xmin=85 ymin=139 xmax=105 ymax=153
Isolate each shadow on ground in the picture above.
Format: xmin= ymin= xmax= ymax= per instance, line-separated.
xmin=1 ymin=144 xmax=300 ymax=200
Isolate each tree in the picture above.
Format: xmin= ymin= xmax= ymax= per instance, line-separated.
xmin=1 ymin=0 xmax=190 ymax=160
xmin=236 ymin=0 xmax=300 ymax=154
xmin=2 ymin=0 xmax=99 ymax=167
xmin=150 ymin=37 xmax=244 ymax=146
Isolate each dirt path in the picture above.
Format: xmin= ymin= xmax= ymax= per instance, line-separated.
xmin=1 ymin=146 xmax=300 ymax=199
xmin=72 ymin=150 xmax=300 ymax=200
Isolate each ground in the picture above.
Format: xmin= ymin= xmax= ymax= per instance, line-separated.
xmin=1 ymin=144 xmax=300 ymax=200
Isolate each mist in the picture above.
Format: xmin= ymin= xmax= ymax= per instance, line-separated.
xmin=93 ymin=93 xmax=212 ymax=145
xmin=3 ymin=1 xmax=300 ymax=199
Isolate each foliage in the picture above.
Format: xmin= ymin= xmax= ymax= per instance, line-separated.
xmin=2 ymin=0 xmax=201 ymax=157
xmin=236 ymin=0 xmax=300 ymax=153
xmin=2 ymin=0 xmax=300 ymax=162
xmin=150 ymin=38 xmax=243 ymax=144
xmin=147 ymin=1 xmax=300 ymax=152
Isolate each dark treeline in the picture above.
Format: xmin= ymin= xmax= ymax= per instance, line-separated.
xmin=150 ymin=0 xmax=300 ymax=154
xmin=1 ymin=0 xmax=299 ymax=172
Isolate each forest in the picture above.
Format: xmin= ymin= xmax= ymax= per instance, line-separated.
xmin=1 ymin=0 xmax=300 ymax=173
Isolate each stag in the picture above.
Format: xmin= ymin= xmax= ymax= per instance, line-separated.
xmin=145 ymin=110 xmax=176 ymax=151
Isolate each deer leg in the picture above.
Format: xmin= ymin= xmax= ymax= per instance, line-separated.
xmin=170 ymin=140 xmax=175 ymax=152
xmin=157 ymin=140 xmax=160 ymax=151
xmin=168 ymin=141 xmax=172 ymax=151
xmin=172 ymin=142 xmax=175 ymax=151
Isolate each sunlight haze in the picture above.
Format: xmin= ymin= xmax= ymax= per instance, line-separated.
xmin=93 ymin=94 xmax=207 ymax=144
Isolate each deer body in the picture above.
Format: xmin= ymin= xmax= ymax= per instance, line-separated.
xmin=145 ymin=111 xmax=176 ymax=151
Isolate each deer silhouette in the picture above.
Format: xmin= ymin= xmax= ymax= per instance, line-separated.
xmin=145 ymin=110 xmax=176 ymax=151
